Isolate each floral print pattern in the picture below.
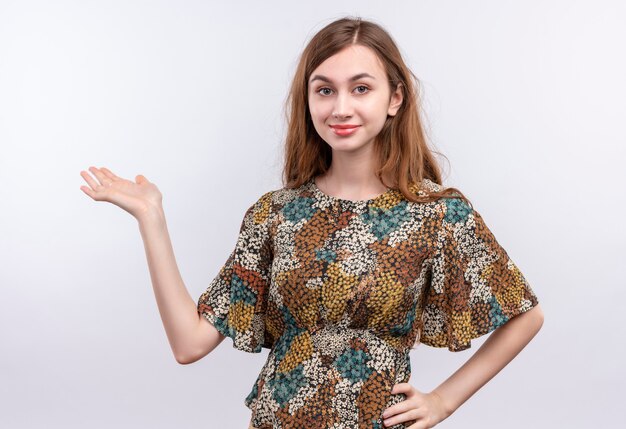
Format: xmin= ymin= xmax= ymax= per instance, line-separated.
xmin=197 ymin=177 xmax=539 ymax=428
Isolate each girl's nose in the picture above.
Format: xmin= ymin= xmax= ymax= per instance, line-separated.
xmin=332 ymin=93 xmax=353 ymax=118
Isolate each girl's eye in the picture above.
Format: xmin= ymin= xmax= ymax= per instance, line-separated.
xmin=316 ymin=85 xmax=370 ymax=96
xmin=318 ymin=88 xmax=333 ymax=96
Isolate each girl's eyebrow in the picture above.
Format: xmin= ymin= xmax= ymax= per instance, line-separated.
xmin=309 ymin=72 xmax=376 ymax=84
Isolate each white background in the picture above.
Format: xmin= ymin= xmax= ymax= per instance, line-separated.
xmin=1 ymin=0 xmax=624 ymax=428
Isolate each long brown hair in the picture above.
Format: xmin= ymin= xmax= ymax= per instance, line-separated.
xmin=281 ymin=16 xmax=472 ymax=208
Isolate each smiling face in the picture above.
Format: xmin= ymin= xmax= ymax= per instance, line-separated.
xmin=307 ymin=44 xmax=403 ymax=154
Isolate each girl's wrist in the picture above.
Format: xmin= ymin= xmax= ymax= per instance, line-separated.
xmin=430 ymin=389 xmax=454 ymax=420
xmin=137 ymin=204 xmax=166 ymax=226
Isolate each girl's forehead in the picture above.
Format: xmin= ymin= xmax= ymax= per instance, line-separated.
xmin=310 ymin=45 xmax=386 ymax=80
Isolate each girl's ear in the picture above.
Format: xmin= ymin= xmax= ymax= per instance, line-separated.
xmin=387 ymin=82 xmax=403 ymax=117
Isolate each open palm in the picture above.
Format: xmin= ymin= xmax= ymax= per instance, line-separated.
xmin=80 ymin=166 xmax=163 ymax=220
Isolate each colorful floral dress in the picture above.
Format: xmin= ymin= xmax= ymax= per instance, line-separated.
xmin=197 ymin=177 xmax=539 ymax=429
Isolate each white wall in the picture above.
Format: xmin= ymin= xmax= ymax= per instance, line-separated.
xmin=1 ymin=0 xmax=624 ymax=428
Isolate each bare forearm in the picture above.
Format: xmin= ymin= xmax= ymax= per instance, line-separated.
xmin=432 ymin=304 xmax=544 ymax=416
xmin=137 ymin=208 xmax=202 ymax=363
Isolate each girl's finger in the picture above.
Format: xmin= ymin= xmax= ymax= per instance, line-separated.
xmin=392 ymin=383 xmax=410 ymax=391
xmin=100 ymin=167 xmax=120 ymax=181
xmin=383 ymin=399 xmax=414 ymax=420
xmin=88 ymin=166 xmax=111 ymax=187
xmin=384 ymin=409 xmax=420 ymax=428
xmin=80 ymin=185 xmax=95 ymax=199
xmin=80 ymin=170 xmax=101 ymax=191
xmin=391 ymin=383 xmax=413 ymax=395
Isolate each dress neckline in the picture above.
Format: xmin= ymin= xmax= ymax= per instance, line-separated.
xmin=308 ymin=176 xmax=396 ymax=205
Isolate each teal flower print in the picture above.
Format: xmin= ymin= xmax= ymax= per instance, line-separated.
xmin=274 ymin=329 xmax=296 ymax=362
xmin=230 ymin=274 xmax=257 ymax=306
xmin=444 ymin=198 xmax=472 ymax=224
xmin=273 ymin=306 xmax=306 ymax=361
xmin=270 ymin=364 xmax=307 ymax=406
xmin=212 ymin=316 xmax=232 ymax=338
xmin=283 ymin=197 xmax=317 ymax=223
xmin=362 ymin=201 xmax=410 ymax=240
xmin=489 ymin=295 xmax=509 ymax=328
xmin=390 ymin=306 xmax=416 ymax=337
xmin=334 ymin=348 xmax=373 ymax=383
xmin=316 ymin=248 xmax=337 ymax=262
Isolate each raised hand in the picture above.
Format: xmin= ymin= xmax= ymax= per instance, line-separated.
xmin=79 ymin=166 xmax=163 ymax=221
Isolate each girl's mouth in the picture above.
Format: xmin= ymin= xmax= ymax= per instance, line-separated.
xmin=330 ymin=125 xmax=360 ymax=136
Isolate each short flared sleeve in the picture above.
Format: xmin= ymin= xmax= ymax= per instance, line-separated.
xmin=197 ymin=190 xmax=275 ymax=353
xmin=418 ymin=197 xmax=539 ymax=352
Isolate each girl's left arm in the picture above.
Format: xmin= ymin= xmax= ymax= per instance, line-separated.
xmin=383 ymin=304 xmax=544 ymax=428
xmin=434 ymin=303 xmax=544 ymax=420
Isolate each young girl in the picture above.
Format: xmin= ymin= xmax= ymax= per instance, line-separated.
xmin=80 ymin=16 xmax=543 ymax=429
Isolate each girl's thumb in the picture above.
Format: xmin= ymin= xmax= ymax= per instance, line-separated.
xmin=135 ymin=174 xmax=148 ymax=184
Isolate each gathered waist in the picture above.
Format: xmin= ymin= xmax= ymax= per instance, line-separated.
xmin=245 ymin=324 xmax=413 ymax=428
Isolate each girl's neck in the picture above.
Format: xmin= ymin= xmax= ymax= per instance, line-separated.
xmin=315 ymin=167 xmax=392 ymax=201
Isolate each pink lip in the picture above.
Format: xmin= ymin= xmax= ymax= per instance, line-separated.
xmin=330 ymin=124 xmax=360 ymax=136
xmin=330 ymin=124 xmax=360 ymax=129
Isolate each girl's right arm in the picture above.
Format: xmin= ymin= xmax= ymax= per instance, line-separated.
xmin=80 ymin=166 xmax=224 ymax=364
xmin=137 ymin=208 xmax=225 ymax=364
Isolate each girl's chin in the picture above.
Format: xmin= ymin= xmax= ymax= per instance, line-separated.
xmin=323 ymin=140 xmax=373 ymax=152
